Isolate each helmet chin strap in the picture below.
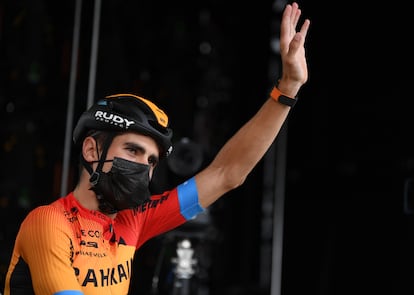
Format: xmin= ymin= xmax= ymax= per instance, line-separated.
xmin=81 ymin=133 xmax=118 ymax=214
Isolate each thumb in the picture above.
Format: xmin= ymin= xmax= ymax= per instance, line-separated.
xmin=289 ymin=33 xmax=304 ymax=53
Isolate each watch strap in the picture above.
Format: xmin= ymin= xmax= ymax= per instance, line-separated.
xmin=270 ymin=86 xmax=297 ymax=107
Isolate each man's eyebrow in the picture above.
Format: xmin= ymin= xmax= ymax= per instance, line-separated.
xmin=124 ymin=141 xmax=159 ymax=162
xmin=124 ymin=141 xmax=143 ymax=149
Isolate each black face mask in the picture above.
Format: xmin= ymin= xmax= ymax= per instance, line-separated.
xmin=90 ymin=157 xmax=151 ymax=213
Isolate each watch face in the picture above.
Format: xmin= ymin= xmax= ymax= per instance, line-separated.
xmin=278 ymin=95 xmax=297 ymax=107
xmin=270 ymin=86 xmax=296 ymax=107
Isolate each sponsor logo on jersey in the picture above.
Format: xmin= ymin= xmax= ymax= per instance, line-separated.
xmin=136 ymin=195 xmax=169 ymax=213
xmin=74 ymin=258 xmax=133 ymax=287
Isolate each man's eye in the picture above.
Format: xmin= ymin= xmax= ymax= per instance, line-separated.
xmin=148 ymin=157 xmax=158 ymax=167
xmin=126 ymin=147 xmax=137 ymax=154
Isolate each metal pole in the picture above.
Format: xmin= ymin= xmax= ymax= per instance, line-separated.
xmin=270 ymin=124 xmax=288 ymax=295
xmin=60 ymin=0 xmax=82 ymax=196
xmin=86 ymin=0 xmax=102 ymax=109
xmin=60 ymin=0 xmax=101 ymax=196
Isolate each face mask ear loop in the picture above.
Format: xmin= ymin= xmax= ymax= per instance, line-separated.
xmin=89 ymin=133 xmax=115 ymax=186
xmin=80 ymin=154 xmax=94 ymax=176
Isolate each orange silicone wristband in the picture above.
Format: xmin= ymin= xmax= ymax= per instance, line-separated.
xmin=270 ymin=86 xmax=297 ymax=107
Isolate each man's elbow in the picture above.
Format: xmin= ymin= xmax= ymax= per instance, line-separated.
xmin=223 ymin=169 xmax=248 ymax=191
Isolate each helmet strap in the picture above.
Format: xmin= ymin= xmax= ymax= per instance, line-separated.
xmin=80 ymin=132 xmax=114 ymax=178
xmin=80 ymin=133 xmax=119 ymax=214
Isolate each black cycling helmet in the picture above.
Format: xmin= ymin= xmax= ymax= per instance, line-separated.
xmin=73 ymin=93 xmax=173 ymax=157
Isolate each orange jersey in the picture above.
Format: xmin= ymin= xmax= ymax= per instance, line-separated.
xmin=4 ymin=177 xmax=203 ymax=295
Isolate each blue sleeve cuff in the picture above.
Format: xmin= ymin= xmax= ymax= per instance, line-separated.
xmin=177 ymin=177 xmax=204 ymax=220
xmin=54 ymin=291 xmax=83 ymax=295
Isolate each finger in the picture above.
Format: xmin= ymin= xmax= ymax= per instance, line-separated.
xmin=291 ymin=4 xmax=301 ymax=29
xmin=299 ymin=19 xmax=311 ymax=39
xmin=281 ymin=3 xmax=293 ymax=29
xmin=282 ymin=3 xmax=302 ymax=37
xmin=289 ymin=20 xmax=310 ymax=53
xmin=280 ymin=4 xmax=294 ymax=51
xmin=288 ymin=33 xmax=303 ymax=53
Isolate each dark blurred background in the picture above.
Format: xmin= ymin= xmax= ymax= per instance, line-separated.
xmin=1 ymin=0 xmax=414 ymax=294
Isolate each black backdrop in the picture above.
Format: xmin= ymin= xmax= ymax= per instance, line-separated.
xmin=1 ymin=0 xmax=414 ymax=294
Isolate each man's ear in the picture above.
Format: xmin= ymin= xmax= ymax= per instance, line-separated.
xmin=82 ymin=137 xmax=99 ymax=162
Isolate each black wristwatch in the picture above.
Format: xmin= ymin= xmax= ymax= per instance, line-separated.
xmin=269 ymin=86 xmax=297 ymax=107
